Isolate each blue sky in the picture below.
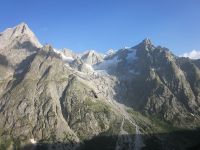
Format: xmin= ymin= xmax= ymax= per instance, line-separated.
xmin=0 ymin=0 xmax=200 ymax=55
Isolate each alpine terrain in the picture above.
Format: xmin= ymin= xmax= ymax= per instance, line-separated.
xmin=0 ymin=23 xmax=200 ymax=150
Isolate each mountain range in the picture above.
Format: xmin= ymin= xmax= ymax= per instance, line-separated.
xmin=0 ymin=23 xmax=200 ymax=150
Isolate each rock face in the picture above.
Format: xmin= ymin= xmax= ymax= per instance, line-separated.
xmin=0 ymin=22 xmax=41 ymax=50
xmin=0 ymin=45 xmax=79 ymax=144
xmin=0 ymin=24 xmax=122 ymax=150
xmin=0 ymin=23 xmax=41 ymax=80
xmin=0 ymin=44 xmax=120 ymax=149
xmin=94 ymin=39 xmax=200 ymax=127
xmin=0 ymin=24 xmax=200 ymax=150
xmin=81 ymin=50 xmax=103 ymax=65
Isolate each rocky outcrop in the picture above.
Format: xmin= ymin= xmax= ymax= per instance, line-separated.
xmin=0 ymin=23 xmax=41 ymax=82
xmin=81 ymin=50 xmax=103 ymax=65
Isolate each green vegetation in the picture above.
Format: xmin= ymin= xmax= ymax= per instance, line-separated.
xmin=123 ymin=119 xmax=136 ymax=134
xmin=0 ymin=137 xmax=12 ymax=150
xmin=63 ymin=132 xmax=75 ymax=143
xmin=126 ymin=108 xmax=177 ymax=134
xmin=102 ymin=119 xmax=122 ymax=136
xmin=148 ymin=115 xmax=178 ymax=132
xmin=0 ymin=137 xmax=21 ymax=150
xmin=84 ymin=98 xmax=111 ymax=115
xmin=12 ymin=138 xmax=21 ymax=150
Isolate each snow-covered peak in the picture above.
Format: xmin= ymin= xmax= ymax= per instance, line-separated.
xmin=81 ymin=50 xmax=104 ymax=65
xmin=0 ymin=22 xmax=42 ymax=49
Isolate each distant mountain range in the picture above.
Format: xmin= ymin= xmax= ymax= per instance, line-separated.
xmin=0 ymin=23 xmax=200 ymax=150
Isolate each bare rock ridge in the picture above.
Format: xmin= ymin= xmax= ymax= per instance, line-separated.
xmin=0 ymin=23 xmax=200 ymax=150
xmin=0 ymin=23 xmax=42 ymax=81
xmin=0 ymin=22 xmax=42 ymax=49
xmin=81 ymin=50 xmax=103 ymax=65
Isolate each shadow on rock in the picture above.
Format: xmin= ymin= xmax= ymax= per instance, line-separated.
xmin=18 ymin=128 xmax=200 ymax=150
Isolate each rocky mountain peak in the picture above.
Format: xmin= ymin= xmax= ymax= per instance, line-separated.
xmin=42 ymin=44 xmax=54 ymax=52
xmin=83 ymin=50 xmax=97 ymax=58
xmin=81 ymin=50 xmax=103 ymax=65
xmin=13 ymin=22 xmax=31 ymax=35
xmin=142 ymin=38 xmax=152 ymax=45
xmin=139 ymin=38 xmax=153 ymax=48
xmin=134 ymin=38 xmax=154 ymax=51
xmin=62 ymin=48 xmax=76 ymax=58
xmin=0 ymin=22 xmax=42 ymax=49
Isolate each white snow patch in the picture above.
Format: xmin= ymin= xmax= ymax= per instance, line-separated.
xmin=85 ymin=63 xmax=94 ymax=72
xmin=125 ymin=46 xmax=130 ymax=49
xmin=53 ymin=48 xmax=60 ymax=54
xmin=64 ymin=64 xmax=70 ymax=67
xmin=53 ymin=48 xmax=74 ymax=63
xmin=60 ymin=53 xmax=74 ymax=62
xmin=30 ymin=138 xmax=37 ymax=144
xmin=93 ymin=70 xmax=109 ymax=76
xmin=190 ymin=113 xmax=195 ymax=117
xmin=94 ymin=55 xmax=120 ymax=70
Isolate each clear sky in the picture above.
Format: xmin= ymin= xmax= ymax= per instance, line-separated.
xmin=0 ymin=0 xmax=200 ymax=55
